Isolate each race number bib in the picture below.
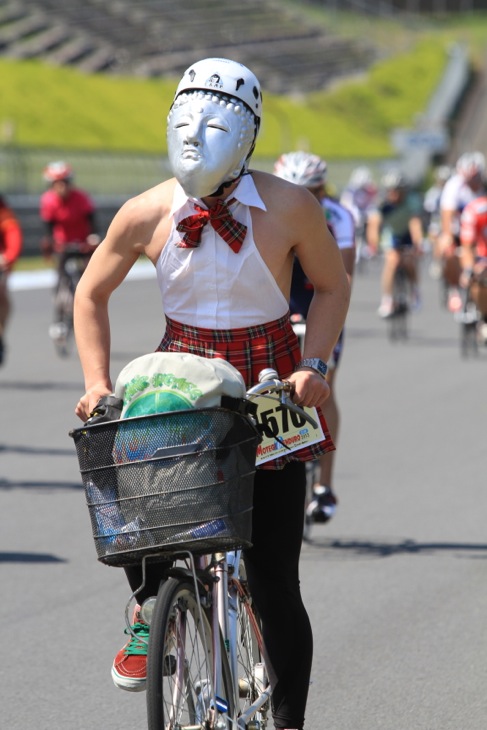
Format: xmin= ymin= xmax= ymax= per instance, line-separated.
xmin=254 ymin=400 xmax=325 ymax=466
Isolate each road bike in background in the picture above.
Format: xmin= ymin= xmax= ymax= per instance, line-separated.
xmin=49 ymin=242 xmax=96 ymax=357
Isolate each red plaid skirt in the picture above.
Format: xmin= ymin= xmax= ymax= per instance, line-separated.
xmin=157 ymin=314 xmax=335 ymax=470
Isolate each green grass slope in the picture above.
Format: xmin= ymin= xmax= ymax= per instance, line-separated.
xmin=0 ymin=38 xmax=447 ymax=159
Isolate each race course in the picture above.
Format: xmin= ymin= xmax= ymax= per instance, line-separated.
xmin=1 ymin=256 xmax=486 ymax=730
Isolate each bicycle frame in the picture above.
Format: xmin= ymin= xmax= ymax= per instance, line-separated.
xmin=50 ymin=245 xmax=93 ymax=356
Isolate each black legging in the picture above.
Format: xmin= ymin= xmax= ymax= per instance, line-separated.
xmin=124 ymin=460 xmax=312 ymax=730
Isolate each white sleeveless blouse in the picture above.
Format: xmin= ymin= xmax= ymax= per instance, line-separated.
xmin=156 ymin=175 xmax=289 ymax=329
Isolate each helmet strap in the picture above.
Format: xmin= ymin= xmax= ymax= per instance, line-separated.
xmin=207 ymin=168 xmax=251 ymax=199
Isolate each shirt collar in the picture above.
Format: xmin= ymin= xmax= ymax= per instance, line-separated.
xmin=171 ymin=173 xmax=267 ymax=216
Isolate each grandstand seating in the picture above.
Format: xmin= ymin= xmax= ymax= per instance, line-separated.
xmin=0 ymin=0 xmax=376 ymax=93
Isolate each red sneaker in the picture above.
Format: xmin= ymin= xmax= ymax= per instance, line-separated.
xmin=111 ymin=605 xmax=149 ymax=692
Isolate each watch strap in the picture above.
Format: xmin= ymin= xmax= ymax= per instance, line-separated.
xmin=295 ymin=358 xmax=328 ymax=378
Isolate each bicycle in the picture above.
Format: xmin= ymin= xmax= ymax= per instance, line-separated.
xmin=457 ymin=270 xmax=487 ymax=358
xmin=384 ymin=245 xmax=419 ymax=342
xmin=70 ymin=365 xmax=317 ymax=730
xmin=49 ymin=242 xmax=95 ymax=356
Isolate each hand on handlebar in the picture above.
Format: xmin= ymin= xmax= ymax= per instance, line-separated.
xmin=247 ymin=369 xmax=327 ymax=429
xmin=75 ymin=385 xmax=113 ymax=422
xmin=286 ymin=369 xmax=330 ymax=410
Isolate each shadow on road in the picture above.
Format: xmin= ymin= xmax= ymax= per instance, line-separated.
xmin=303 ymin=536 xmax=487 ymax=559
xmin=0 ymin=380 xmax=82 ymax=392
xmin=0 ymin=551 xmax=67 ymax=563
xmin=0 ymin=444 xmax=74 ymax=457
xmin=0 ymin=478 xmax=82 ymax=491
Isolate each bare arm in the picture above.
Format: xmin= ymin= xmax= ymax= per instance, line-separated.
xmin=74 ymin=195 xmax=159 ymax=421
xmin=409 ymin=215 xmax=424 ymax=249
xmin=287 ymin=190 xmax=351 ymax=407
xmin=366 ymin=210 xmax=382 ymax=253
xmin=440 ymin=208 xmax=456 ymax=250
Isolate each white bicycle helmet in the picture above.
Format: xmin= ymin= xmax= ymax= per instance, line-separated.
xmin=349 ymin=166 xmax=374 ymax=190
xmin=273 ymin=151 xmax=327 ymax=187
xmin=381 ymin=169 xmax=408 ymax=190
xmin=433 ymin=164 xmax=451 ymax=184
xmin=172 ymin=58 xmax=262 ymax=121
xmin=43 ymin=160 xmax=73 ymax=183
xmin=456 ymin=151 xmax=485 ymax=180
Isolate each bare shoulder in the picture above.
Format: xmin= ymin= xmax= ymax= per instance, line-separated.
xmin=106 ymin=178 xmax=177 ymax=259
xmin=252 ymin=170 xmax=324 ymax=222
xmin=116 ymin=178 xmax=176 ymax=224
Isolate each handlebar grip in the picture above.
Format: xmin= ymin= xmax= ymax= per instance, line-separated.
xmin=258 ymin=368 xmax=279 ymax=383
xmin=84 ymin=395 xmax=123 ymax=425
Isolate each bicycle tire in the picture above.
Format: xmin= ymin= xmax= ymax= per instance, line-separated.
xmin=147 ymin=576 xmax=234 ymax=730
xmin=303 ymin=460 xmax=319 ymax=542
xmin=460 ymin=321 xmax=478 ymax=358
xmin=232 ymin=567 xmax=269 ymax=730
xmin=388 ymin=266 xmax=409 ymax=342
xmin=51 ymin=273 xmax=75 ymax=357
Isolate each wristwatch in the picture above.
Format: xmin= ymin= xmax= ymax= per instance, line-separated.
xmin=296 ymin=358 xmax=328 ymax=379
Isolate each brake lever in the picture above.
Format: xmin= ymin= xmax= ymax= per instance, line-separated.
xmin=279 ymin=392 xmax=319 ymax=430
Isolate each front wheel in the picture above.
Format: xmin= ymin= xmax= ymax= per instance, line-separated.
xmin=50 ymin=274 xmax=74 ymax=357
xmin=147 ymin=577 xmax=234 ymax=730
xmin=232 ymin=565 xmax=270 ymax=730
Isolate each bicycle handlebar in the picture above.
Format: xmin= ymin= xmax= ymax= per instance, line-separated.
xmin=246 ymin=369 xmax=319 ymax=430
xmin=83 ymin=368 xmax=318 ymax=431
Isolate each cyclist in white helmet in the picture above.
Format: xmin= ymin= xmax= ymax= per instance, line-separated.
xmin=368 ymin=170 xmax=424 ymax=318
xmin=73 ymin=58 xmax=350 ymax=730
xmin=423 ymin=164 xmax=451 ymax=279
xmin=438 ymin=151 xmax=485 ymax=312
xmin=274 ymin=151 xmax=355 ymax=526
xmin=340 ymin=166 xmax=377 ymax=264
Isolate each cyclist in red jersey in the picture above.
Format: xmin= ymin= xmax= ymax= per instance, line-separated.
xmin=439 ymin=151 xmax=485 ymax=312
xmin=459 ymin=194 xmax=487 ymax=340
xmin=0 ymin=194 xmax=23 ymax=364
xmin=40 ymin=161 xmax=99 ymax=254
xmin=40 ymin=161 xmax=100 ymax=342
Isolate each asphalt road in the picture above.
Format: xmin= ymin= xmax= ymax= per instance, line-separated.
xmin=1 ymin=257 xmax=486 ymax=730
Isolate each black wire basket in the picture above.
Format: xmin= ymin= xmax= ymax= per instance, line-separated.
xmin=70 ymin=407 xmax=261 ymax=567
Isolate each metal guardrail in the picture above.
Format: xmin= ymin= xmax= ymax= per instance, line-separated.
xmin=7 ymin=157 xmax=395 ymax=256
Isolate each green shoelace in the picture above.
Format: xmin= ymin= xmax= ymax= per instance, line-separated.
xmin=124 ymin=621 xmax=150 ymax=656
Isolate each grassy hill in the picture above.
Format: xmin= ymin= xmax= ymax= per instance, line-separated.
xmin=0 ymin=37 xmax=452 ymax=160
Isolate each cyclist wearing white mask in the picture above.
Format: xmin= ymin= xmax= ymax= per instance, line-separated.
xmin=74 ymin=58 xmax=350 ymax=730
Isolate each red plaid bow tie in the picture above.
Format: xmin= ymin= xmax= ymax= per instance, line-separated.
xmin=176 ymin=198 xmax=247 ymax=253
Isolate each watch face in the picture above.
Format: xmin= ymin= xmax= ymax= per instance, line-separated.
xmin=317 ymin=360 xmax=327 ymax=375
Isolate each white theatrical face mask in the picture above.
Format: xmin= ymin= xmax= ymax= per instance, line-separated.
xmin=167 ymin=92 xmax=256 ymax=198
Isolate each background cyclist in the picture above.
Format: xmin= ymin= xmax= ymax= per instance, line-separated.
xmin=40 ymin=160 xmax=99 ymax=256
xmin=274 ymin=151 xmax=355 ymax=524
xmin=438 ymin=151 xmax=485 ymax=312
xmin=73 ymin=58 xmax=350 ymax=730
xmin=0 ymin=193 xmax=23 ymax=365
xmin=368 ymin=171 xmax=424 ymax=319
xmin=339 ymin=165 xmax=377 ymax=266
xmin=39 ymin=161 xmax=100 ymax=339
xmin=458 ymin=191 xmax=487 ymax=342
xmin=423 ymin=164 xmax=451 ymax=280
